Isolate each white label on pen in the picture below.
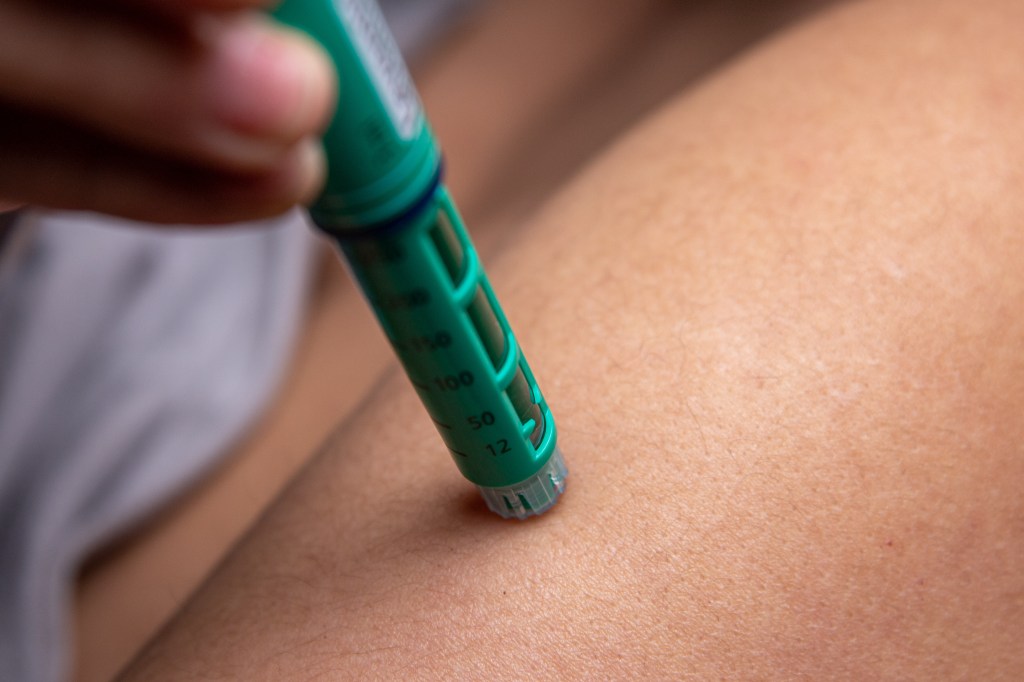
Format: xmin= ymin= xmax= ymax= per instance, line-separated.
xmin=337 ymin=0 xmax=420 ymax=140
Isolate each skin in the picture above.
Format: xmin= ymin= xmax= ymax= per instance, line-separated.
xmin=0 ymin=0 xmax=335 ymax=222
xmin=72 ymin=1 xmax=840 ymax=679
xmin=118 ymin=0 xmax=1024 ymax=678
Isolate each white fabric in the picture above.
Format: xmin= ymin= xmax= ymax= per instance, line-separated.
xmin=0 ymin=211 xmax=317 ymax=682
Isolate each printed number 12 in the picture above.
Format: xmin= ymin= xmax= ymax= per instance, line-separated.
xmin=486 ymin=439 xmax=511 ymax=456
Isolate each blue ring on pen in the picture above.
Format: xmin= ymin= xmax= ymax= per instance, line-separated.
xmin=332 ymin=160 xmax=445 ymax=244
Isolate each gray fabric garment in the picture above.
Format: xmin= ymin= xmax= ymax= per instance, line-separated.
xmin=380 ymin=0 xmax=483 ymax=57
xmin=0 ymin=211 xmax=317 ymax=682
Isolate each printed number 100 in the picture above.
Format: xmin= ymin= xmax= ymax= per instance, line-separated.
xmin=433 ymin=371 xmax=474 ymax=391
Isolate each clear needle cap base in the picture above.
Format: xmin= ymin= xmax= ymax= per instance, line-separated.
xmin=477 ymin=447 xmax=568 ymax=520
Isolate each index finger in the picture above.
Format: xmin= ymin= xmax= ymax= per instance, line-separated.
xmin=131 ymin=0 xmax=276 ymax=13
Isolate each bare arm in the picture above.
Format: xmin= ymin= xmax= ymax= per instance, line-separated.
xmin=123 ymin=0 xmax=1024 ymax=677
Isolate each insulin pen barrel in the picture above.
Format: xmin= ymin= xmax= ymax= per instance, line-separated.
xmin=273 ymin=0 xmax=566 ymax=519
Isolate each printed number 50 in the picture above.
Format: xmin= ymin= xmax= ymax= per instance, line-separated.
xmin=468 ymin=411 xmax=496 ymax=430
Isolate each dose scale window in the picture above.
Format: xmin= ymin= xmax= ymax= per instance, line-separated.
xmin=429 ymin=212 xmax=465 ymax=283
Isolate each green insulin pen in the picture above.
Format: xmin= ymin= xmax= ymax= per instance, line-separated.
xmin=273 ymin=0 xmax=567 ymax=519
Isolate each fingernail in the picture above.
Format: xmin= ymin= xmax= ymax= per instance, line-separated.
xmin=291 ymin=138 xmax=328 ymax=205
xmin=209 ymin=17 xmax=335 ymax=140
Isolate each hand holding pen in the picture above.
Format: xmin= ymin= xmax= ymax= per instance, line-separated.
xmin=0 ymin=0 xmax=336 ymax=223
